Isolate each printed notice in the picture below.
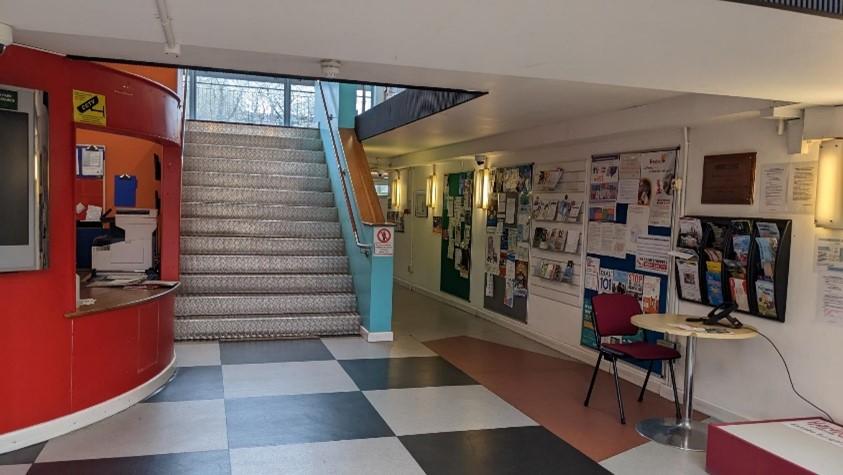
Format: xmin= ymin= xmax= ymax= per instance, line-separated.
xmin=617 ymin=153 xmax=641 ymax=204
xmin=822 ymin=271 xmax=843 ymax=326
xmin=374 ymin=227 xmax=394 ymax=256
xmin=585 ymin=256 xmax=600 ymax=291
xmin=625 ymin=205 xmax=649 ymax=255
xmin=816 ymin=234 xmax=843 ymax=271
xmin=760 ymin=164 xmax=788 ymax=213
xmin=785 ymin=419 xmax=843 ymax=448
xmin=789 ymin=162 xmax=818 ymax=214
xmin=635 ymin=234 xmax=671 ymax=275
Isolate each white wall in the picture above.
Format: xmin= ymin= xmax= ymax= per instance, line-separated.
xmin=393 ymin=114 xmax=843 ymax=423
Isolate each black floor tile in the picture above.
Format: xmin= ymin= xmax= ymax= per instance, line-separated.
xmin=27 ymin=450 xmax=230 ymax=475
xmin=220 ymin=339 xmax=333 ymax=365
xmin=339 ymin=356 xmax=476 ymax=390
xmin=145 ymin=366 xmax=224 ymax=403
xmin=225 ymin=392 xmax=393 ymax=449
xmin=0 ymin=442 xmax=45 ymax=465
xmin=400 ymin=426 xmax=610 ymax=475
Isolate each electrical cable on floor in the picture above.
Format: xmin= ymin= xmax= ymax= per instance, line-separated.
xmin=755 ymin=329 xmax=836 ymax=424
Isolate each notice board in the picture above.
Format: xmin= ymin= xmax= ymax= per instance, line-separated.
xmin=581 ymin=149 xmax=679 ymax=373
xmin=483 ymin=164 xmax=532 ymax=322
xmin=440 ymin=172 xmax=473 ymax=300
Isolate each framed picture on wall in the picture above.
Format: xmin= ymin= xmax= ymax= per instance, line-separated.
xmin=414 ymin=190 xmax=428 ymax=218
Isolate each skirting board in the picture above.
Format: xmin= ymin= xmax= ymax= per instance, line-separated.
xmin=360 ymin=326 xmax=394 ymax=342
xmin=0 ymin=355 xmax=177 ymax=454
xmin=395 ymin=277 xmax=745 ymax=423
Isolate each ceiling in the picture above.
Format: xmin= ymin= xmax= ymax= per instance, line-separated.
xmin=362 ymin=76 xmax=679 ymax=159
xmin=2 ymin=0 xmax=841 ymax=159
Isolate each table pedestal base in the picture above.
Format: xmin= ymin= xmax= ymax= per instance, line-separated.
xmin=636 ymin=418 xmax=708 ymax=451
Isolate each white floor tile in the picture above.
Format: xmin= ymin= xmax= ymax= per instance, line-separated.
xmin=230 ymin=437 xmax=425 ymax=475
xmin=223 ymin=360 xmax=358 ymax=399
xmin=321 ymin=335 xmax=436 ymax=360
xmin=364 ymin=385 xmax=537 ymax=436
xmin=0 ymin=465 xmax=30 ymax=475
xmin=36 ymin=400 xmax=228 ymax=462
xmin=600 ymin=441 xmax=707 ymax=475
xmin=175 ymin=341 xmax=221 ymax=367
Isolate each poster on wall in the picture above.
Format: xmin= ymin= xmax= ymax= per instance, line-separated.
xmin=639 ymin=150 xmax=676 ymax=226
xmin=701 ymin=152 xmax=756 ymax=205
xmin=589 ymin=156 xmax=619 ymax=221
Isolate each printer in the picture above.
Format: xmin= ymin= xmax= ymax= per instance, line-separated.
xmin=91 ymin=208 xmax=157 ymax=272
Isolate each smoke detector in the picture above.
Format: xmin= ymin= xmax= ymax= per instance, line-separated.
xmin=320 ymin=59 xmax=341 ymax=78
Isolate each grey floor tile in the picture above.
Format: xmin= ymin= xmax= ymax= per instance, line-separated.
xmin=600 ymin=441 xmax=707 ymax=475
xmin=220 ymin=340 xmax=333 ymax=365
xmin=321 ymin=335 xmax=435 ymax=360
xmin=223 ymin=361 xmax=358 ymax=399
xmin=176 ymin=341 xmax=221 ymax=367
xmin=230 ymin=437 xmax=424 ymax=475
xmin=0 ymin=442 xmax=44 ymax=465
xmin=0 ymin=465 xmax=29 ymax=475
xmin=225 ymin=392 xmax=393 ymax=449
xmin=147 ymin=366 xmax=224 ymax=402
xmin=364 ymin=385 xmax=537 ymax=436
xmin=401 ymin=426 xmax=609 ymax=475
xmin=37 ymin=400 xmax=228 ymax=462
xmin=339 ymin=357 xmax=475 ymax=390
xmin=28 ymin=450 xmax=230 ymax=475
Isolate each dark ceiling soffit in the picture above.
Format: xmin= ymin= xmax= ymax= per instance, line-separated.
xmin=355 ymin=89 xmax=486 ymax=141
xmin=63 ymin=53 xmax=486 ymax=95
xmin=721 ymin=0 xmax=843 ymax=19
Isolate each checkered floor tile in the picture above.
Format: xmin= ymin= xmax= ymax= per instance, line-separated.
xmin=3 ymin=337 xmax=607 ymax=474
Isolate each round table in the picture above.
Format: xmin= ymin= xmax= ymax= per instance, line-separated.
xmin=631 ymin=313 xmax=757 ymax=451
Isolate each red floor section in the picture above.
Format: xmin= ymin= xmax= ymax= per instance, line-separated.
xmin=426 ymin=335 xmax=706 ymax=461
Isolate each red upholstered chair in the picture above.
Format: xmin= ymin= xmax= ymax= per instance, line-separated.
xmin=583 ymin=293 xmax=681 ymax=424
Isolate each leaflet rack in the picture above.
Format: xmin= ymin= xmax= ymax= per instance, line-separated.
xmin=675 ymin=216 xmax=791 ymax=322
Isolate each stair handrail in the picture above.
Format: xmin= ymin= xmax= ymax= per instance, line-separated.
xmin=317 ymin=81 xmax=373 ymax=257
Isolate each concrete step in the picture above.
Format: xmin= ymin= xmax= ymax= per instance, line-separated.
xmin=183 ymin=143 xmax=325 ymax=163
xmin=175 ymin=313 xmax=360 ymax=340
xmin=174 ymin=293 xmax=357 ymax=317
xmin=180 ymin=255 xmax=348 ymax=274
xmin=182 ymin=186 xmax=335 ymax=207
xmin=180 ymin=218 xmax=340 ymax=238
xmin=180 ymin=236 xmax=345 ymax=256
xmin=179 ymin=273 xmax=353 ymax=294
xmin=186 ymin=121 xmax=320 ymax=140
xmin=185 ymin=131 xmax=322 ymax=151
xmin=183 ymin=156 xmax=327 ymax=177
xmin=181 ymin=202 xmax=338 ymax=221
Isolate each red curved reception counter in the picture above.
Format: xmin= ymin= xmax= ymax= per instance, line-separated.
xmin=0 ymin=46 xmax=182 ymax=451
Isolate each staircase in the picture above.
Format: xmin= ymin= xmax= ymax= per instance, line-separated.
xmin=175 ymin=120 xmax=361 ymax=340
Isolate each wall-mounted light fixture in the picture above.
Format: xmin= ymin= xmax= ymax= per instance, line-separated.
xmin=426 ymin=165 xmax=437 ymax=210
xmin=474 ymin=168 xmax=491 ymax=209
xmin=391 ymin=172 xmax=401 ymax=210
xmin=816 ymin=139 xmax=843 ymax=229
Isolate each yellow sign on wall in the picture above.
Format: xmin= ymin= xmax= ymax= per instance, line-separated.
xmin=72 ymin=90 xmax=107 ymax=126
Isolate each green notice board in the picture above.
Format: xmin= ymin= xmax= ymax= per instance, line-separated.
xmin=440 ymin=172 xmax=473 ymax=300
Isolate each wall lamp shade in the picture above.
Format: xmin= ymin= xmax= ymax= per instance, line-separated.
xmin=426 ymin=175 xmax=436 ymax=209
xmin=391 ymin=174 xmax=401 ymax=210
xmin=474 ymin=168 xmax=491 ymax=209
xmin=816 ymin=139 xmax=843 ymax=229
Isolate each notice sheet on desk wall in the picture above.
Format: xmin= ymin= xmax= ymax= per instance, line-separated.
xmin=625 ymin=205 xmax=649 ymax=255
xmin=617 ymin=154 xmax=641 ymax=204
xmin=822 ymin=271 xmax=843 ymax=326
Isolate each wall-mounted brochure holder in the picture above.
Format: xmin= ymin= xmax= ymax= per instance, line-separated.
xmin=675 ymin=216 xmax=791 ymax=322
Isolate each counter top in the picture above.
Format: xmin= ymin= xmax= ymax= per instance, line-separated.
xmin=66 ymin=283 xmax=180 ymax=318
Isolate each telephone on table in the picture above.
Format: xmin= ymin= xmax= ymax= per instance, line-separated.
xmin=686 ymin=302 xmax=743 ymax=329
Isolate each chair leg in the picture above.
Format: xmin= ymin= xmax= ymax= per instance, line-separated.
xmin=668 ymin=360 xmax=681 ymax=420
xmin=584 ymin=352 xmax=603 ymax=407
xmin=638 ymin=361 xmax=654 ymax=402
xmin=611 ymin=357 xmax=626 ymax=424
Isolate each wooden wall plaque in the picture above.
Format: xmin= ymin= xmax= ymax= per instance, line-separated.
xmin=701 ymin=152 xmax=756 ymax=204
